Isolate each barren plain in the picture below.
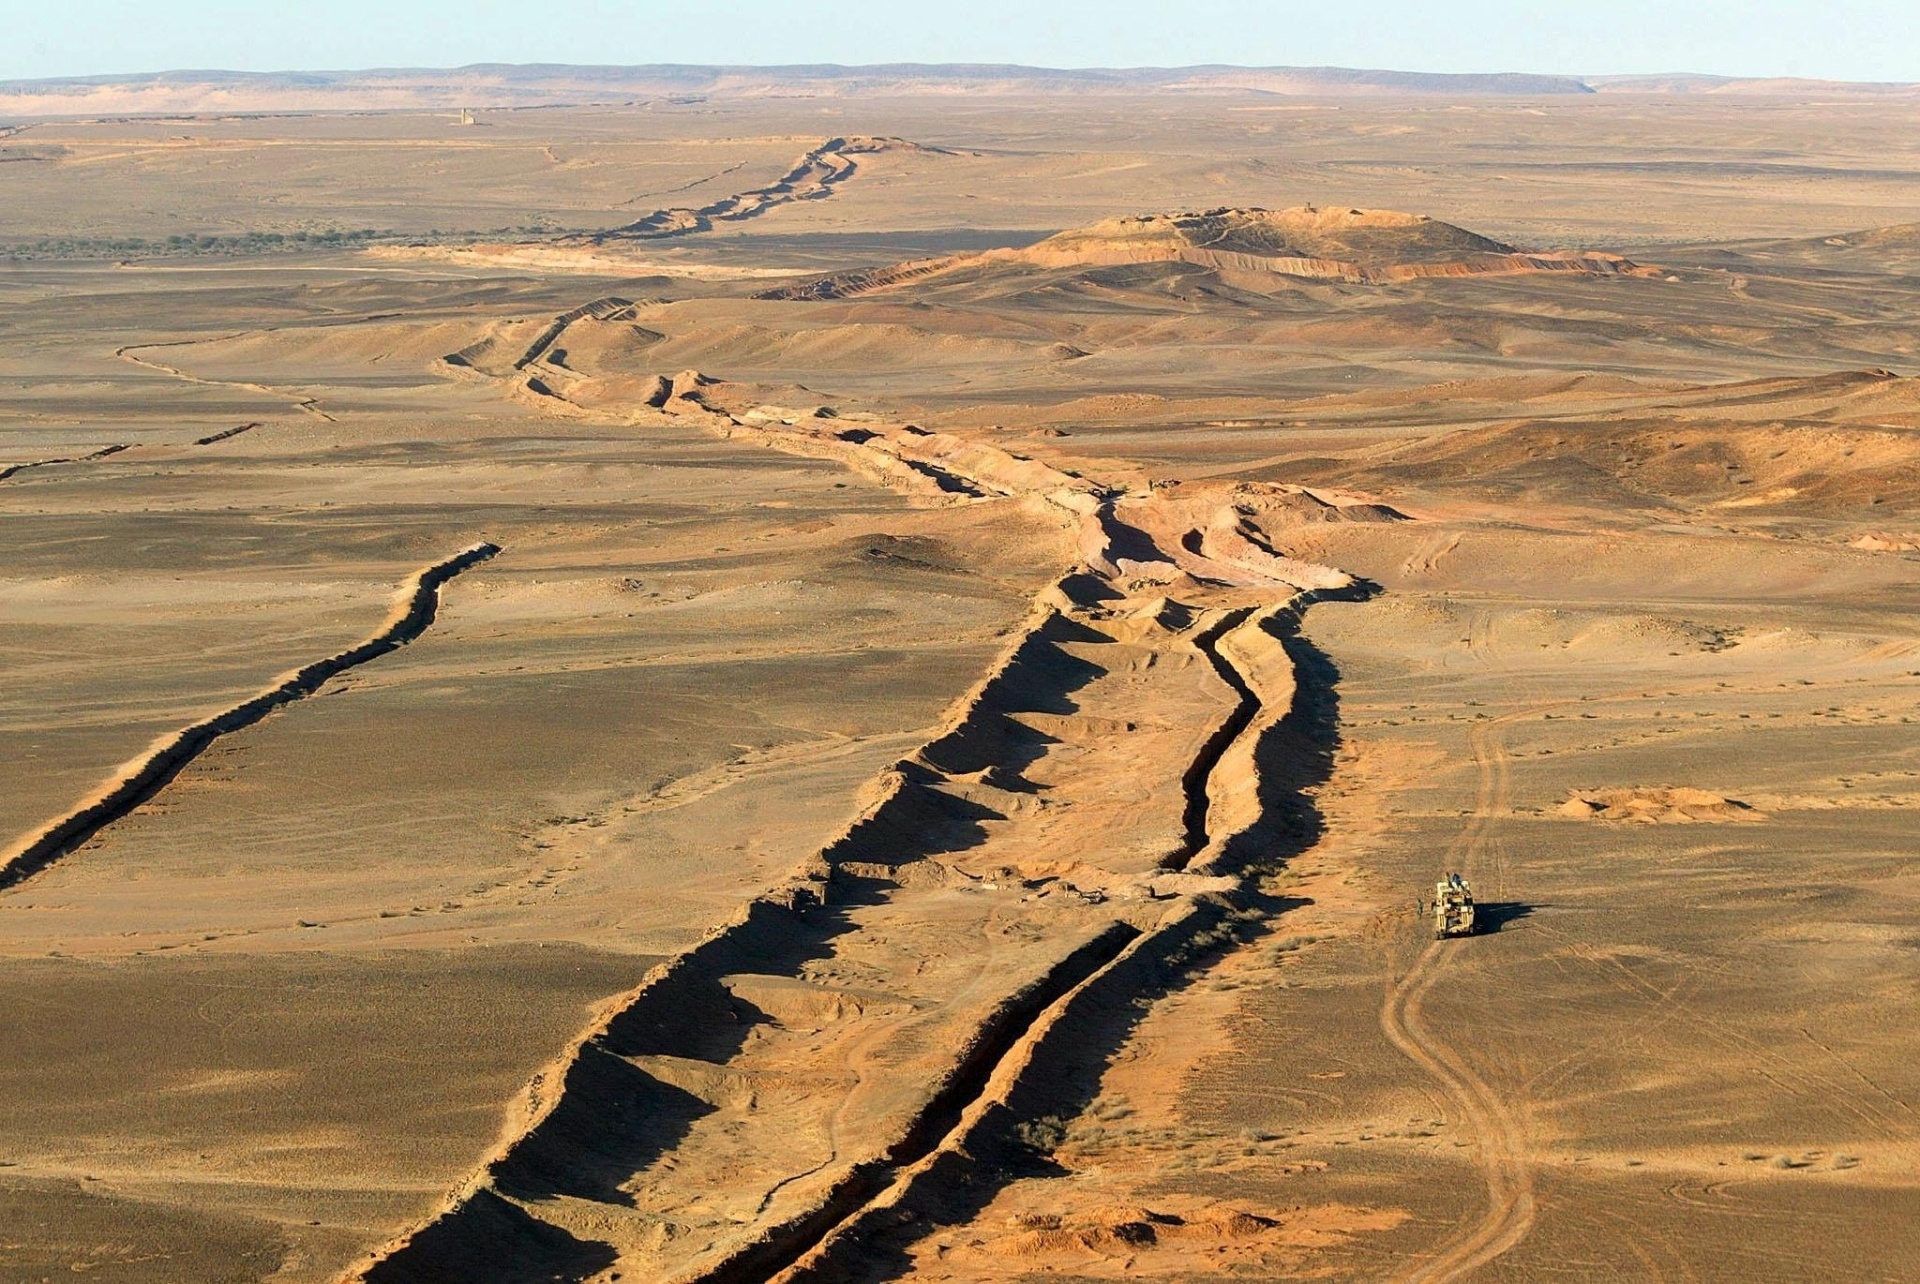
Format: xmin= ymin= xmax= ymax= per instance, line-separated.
xmin=3 ymin=84 xmax=1920 ymax=1282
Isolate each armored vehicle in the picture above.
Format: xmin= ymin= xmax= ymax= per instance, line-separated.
xmin=1433 ymin=872 xmax=1476 ymax=939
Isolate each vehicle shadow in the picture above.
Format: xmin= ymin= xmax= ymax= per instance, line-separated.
xmin=1476 ymin=901 xmax=1536 ymax=933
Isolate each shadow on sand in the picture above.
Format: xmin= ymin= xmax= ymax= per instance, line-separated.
xmin=1475 ymin=901 xmax=1536 ymax=933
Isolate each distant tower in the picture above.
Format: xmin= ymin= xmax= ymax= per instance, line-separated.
xmin=458 ymin=108 xmax=477 ymax=126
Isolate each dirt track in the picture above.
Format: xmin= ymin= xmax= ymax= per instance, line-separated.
xmin=1380 ymin=715 xmax=1537 ymax=1283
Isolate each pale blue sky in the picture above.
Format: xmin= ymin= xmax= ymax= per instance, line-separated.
xmin=6 ymin=0 xmax=1917 ymax=83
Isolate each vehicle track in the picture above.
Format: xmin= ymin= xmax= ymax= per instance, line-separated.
xmin=0 ymin=542 xmax=499 ymax=892
xmin=1380 ymin=710 xmax=1538 ymax=1282
xmin=115 ymin=341 xmax=334 ymax=420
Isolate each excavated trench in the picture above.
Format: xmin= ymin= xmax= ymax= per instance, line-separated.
xmin=0 ymin=542 xmax=499 ymax=892
xmin=588 ymin=137 xmax=902 ymax=243
xmin=0 ymin=442 xmax=131 ymax=481
xmin=356 ymin=582 xmax=1318 ymax=1284
xmin=351 ymin=345 xmax=1357 ymax=1284
xmin=1171 ymin=606 xmax=1260 ymax=870
xmin=192 ymin=421 xmax=259 ymax=445
xmin=683 ymin=922 xmax=1143 ymax=1284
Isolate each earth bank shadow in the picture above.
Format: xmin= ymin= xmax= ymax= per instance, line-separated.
xmin=792 ymin=597 xmax=1356 ymax=1280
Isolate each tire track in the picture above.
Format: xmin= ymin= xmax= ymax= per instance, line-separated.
xmin=1525 ymin=920 xmax=1912 ymax=1141
xmin=115 ymin=341 xmax=335 ymax=420
xmin=1381 ymin=711 xmax=1537 ymax=1283
xmin=0 ymin=542 xmax=499 ymax=892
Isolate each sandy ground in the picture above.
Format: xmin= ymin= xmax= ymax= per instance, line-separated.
xmin=2 ymin=93 xmax=1919 ymax=1283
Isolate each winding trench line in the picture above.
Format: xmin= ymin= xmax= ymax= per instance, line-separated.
xmin=682 ymin=923 xmax=1144 ymax=1284
xmin=775 ymin=910 xmax=1236 ymax=1284
xmin=587 ymin=137 xmax=922 ymax=243
xmin=193 ymin=422 xmax=259 ymax=446
xmin=0 ymin=542 xmax=499 ymax=893
xmin=769 ymin=611 xmax=1307 ymax=1282
xmin=1380 ymin=713 xmax=1537 ymax=1283
xmin=509 ymin=297 xmax=636 ymax=370
xmin=1170 ymin=606 xmax=1260 ymax=869
xmin=702 ymin=603 xmax=1301 ymax=1283
xmin=350 ymin=366 xmax=1354 ymax=1282
xmin=0 ymin=443 xmax=131 ymax=481
xmin=701 ymin=596 xmax=1314 ymax=1282
xmin=349 ymin=573 xmax=1084 ymax=1284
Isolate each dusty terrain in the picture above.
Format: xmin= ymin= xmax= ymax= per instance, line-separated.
xmin=3 ymin=83 xmax=1919 ymax=1283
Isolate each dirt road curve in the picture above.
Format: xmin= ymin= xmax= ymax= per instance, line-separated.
xmin=1381 ymin=713 xmax=1538 ymax=1282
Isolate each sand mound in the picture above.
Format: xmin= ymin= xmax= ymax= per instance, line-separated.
xmin=1561 ymin=787 xmax=1762 ymax=823
xmin=993 ymin=1204 xmax=1282 ymax=1256
xmin=1568 ymin=614 xmax=1739 ymax=655
xmin=1851 ymin=532 xmax=1920 ymax=551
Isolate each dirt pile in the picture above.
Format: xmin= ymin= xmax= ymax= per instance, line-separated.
xmin=1851 ymin=532 xmax=1920 ymax=550
xmin=1560 ymin=787 xmax=1763 ymax=823
xmin=993 ymin=1203 xmax=1278 ymax=1254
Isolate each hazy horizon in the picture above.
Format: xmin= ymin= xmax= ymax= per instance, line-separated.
xmin=3 ymin=59 xmax=1915 ymax=86
xmin=9 ymin=0 xmax=1918 ymax=84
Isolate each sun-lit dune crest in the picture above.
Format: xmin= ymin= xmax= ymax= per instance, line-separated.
xmin=1800 ymin=221 xmax=1920 ymax=261
xmin=1830 ymin=221 xmax=1920 ymax=248
xmin=760 ymin=206 xmax=1653 ymax=300
xmin=1311 ymin=369 xmax=1920 ymax=514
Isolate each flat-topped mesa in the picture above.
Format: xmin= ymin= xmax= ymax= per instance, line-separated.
xmin=1018 ymin=206 xmax=1513 ymax=269
xmin=759 ymin=205 xmax=1654 ymax=299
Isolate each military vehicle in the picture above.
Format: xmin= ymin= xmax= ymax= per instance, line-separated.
xmin=1432 ymin=872 xmax=1476 ymax=939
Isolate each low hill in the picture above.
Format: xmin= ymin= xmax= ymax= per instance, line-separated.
xmin=1019 ymin=208 xmax=1515 ymax=269
xmin=760 ymin=207 xmax=1652 ymax=300
xmin=1589 ymin=74 xmax=1920 ymax=96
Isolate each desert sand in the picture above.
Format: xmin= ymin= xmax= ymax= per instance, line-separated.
xmin=3 ymin=76 xmax=1919 ymax=1283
